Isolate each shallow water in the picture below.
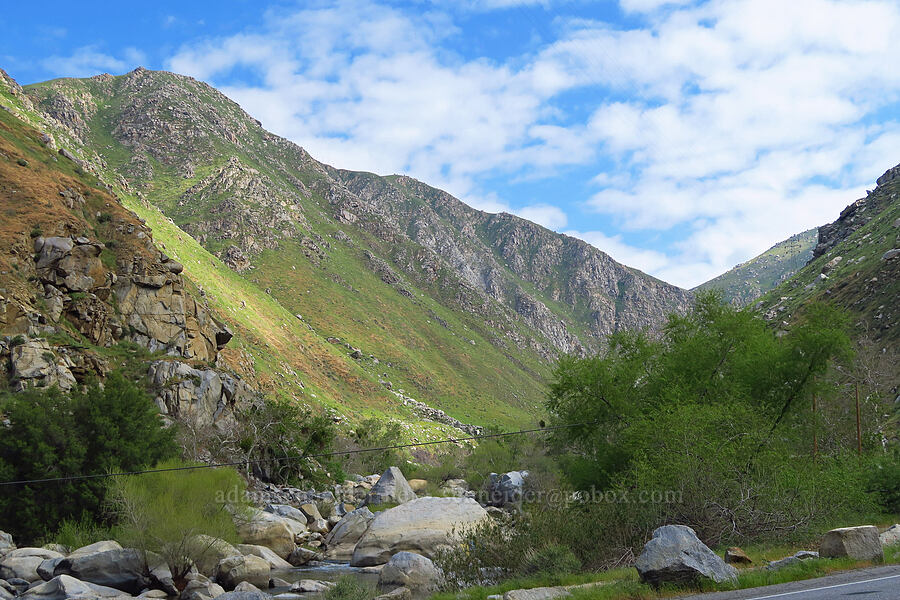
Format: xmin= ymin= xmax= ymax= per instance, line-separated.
xmin=270 ymin=560 xmax=381 ymax=597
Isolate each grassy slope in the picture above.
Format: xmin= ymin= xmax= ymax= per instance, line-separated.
xmin=23 ymin=73 xmax=546 ymax=430
xmin=758 ymin=188 xmax=899 ymax=345
xmin=694 ymin=229 xmax=818 ymax=305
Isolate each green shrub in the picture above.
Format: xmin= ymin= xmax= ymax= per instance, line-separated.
xmin=866 ymin=449 xmax=900 ymax=514
xmin=44 ymin=515 xmax=115 ymax=551
xmin=107 ymin=459 xmax=250 ymax=580
xmin=210 ymin=399 xmax=337 ymax=486
xmin=8 ymin=334 xmax=25 ymax=347
xmin=324 ymin=575 xmax=371 ymax=600
xmin=16 ymin=158 xmax=27 ymax=167
xmin=336 ymin=418 xmax=405 ymax=476
xmin=520 ymin=544 xmax=582 ymax=577
xmin=0 ymin=374 xmax=177 ymax=544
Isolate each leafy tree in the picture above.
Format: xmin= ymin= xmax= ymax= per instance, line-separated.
xmin=545 ymin=293 xmax=864 ymax=543
xmin=234 ymin=399 xmax=336 ymax=486
xmin=0 ymin=374 xmax=176 ymax=543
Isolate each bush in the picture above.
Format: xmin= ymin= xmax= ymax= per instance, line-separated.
xmin=866 ymin=450 xmax=900 ymax=514
xmin=107 ymin=459 xmax=250 ymax=580
xmin=520 ymin=544 xmax=582 ymax=577
xmin=435 ymin=501 xmax=629 ymax=589
xmin=544 ymin=294 xmax=867 ymax=546
xmin=324 ymin=575 xmax=371 ymax=600
xmin=0 ymin=374 xmax=176 ymax=544
xmin=43 ymin=515 xmax=115 ymax=551
xmin=336 ymin=418 xmax=405 ymax=476
xmin=198 ymin=398 xmax=338 ymax=487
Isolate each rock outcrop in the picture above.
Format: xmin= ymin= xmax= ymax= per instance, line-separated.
xmin=147 ymin=360 xmax=255 ymax=427
xmin=486 ymin=471 xmax=528 ymax=507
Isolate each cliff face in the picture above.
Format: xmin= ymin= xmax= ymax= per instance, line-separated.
xmin=0 ymin=83 xmax=247 ymax=427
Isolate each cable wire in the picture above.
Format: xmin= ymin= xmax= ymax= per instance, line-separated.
xmin=0 ymin=420 xmax=596 ymax=487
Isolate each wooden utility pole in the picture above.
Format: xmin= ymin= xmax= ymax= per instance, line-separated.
xmin=812 ymin=395 xmax=818 ymax=459
xmin=855 ymin=382 xmax=862 ymax=456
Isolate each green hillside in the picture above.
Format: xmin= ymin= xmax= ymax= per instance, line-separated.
xmin=12 ymin=68 xmax=689 ymax=431
xmin=694 ymin=229 xmax=817 ymax=304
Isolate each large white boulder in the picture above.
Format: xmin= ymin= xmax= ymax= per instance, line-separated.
xmin=364 ymin=467 xmax=417 ymax=507
xmin=820 ymin=526 xmax=883 ymax=561
xmin=324 ymin=507 xmax=375 ymax=560
xmin=635 ymin=525 xmax=737 ymax=586
xmin=351 ymin=497 xmax=489 ymax=566
xmin=0 ymin=548 xmax=65 ymax=583
xmin=20 ymin=574 xmax=129 ymax=599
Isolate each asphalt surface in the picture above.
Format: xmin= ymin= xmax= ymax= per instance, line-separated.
xmin=675 ymin=565 xmax=900 ymax=600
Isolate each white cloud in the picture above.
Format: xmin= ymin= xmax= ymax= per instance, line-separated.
xmin=564 ymin=230 xmax=670 ymax=275
xmin=619 ymin=0 xmax=696 ymax=13
xmin=163 ymin=0 xmax=900 ymax=288
xmin=517 ymin=204 xmax=569 ymax=229
xmin=41 ymin=45 xmax=141 ymax=78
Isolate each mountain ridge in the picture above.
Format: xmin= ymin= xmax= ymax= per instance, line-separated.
xmin=1 ymin=66 xmax=690 ymax=430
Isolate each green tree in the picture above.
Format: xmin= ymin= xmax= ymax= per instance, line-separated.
xmin=545 ymin=293 xmax=864 ymax=543
xmin=0 ymin=374 xmax=176 ymax=543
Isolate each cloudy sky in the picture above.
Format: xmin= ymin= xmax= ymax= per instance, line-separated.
xmin=3 ymin=0 xmax=899 ymax=287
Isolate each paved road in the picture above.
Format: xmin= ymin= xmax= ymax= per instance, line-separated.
xmin=675 ymin=565 xmax=900 ymax=600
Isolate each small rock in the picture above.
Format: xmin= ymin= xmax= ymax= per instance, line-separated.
xmin=290 ymin=579 xmax=334 ymax=593
xmin=880 ymin=524 xmax=900 ymax=547
xmin=724 ymin=547 xmax=752 ymax=565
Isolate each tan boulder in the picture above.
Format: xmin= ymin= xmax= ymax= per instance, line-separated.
xmin=215 ymin=554 xmax=270 ymax=590
xmin=820 ymin=526 xmax=883 ymax=561
xmin=724 ymin=547 xmax=752 ymax=566
xmin=235 ymin=544 xmax=292 ymax=570
xmin=407 ymin=479 xmax=428 ymax=493
xmin=238 ymin=510 xmax=297 ymax=559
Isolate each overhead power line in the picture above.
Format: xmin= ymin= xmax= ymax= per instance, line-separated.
xmin=0 ymin=421 xmax=597 ymax=487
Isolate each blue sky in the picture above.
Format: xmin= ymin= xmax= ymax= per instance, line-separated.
xmin=3 ymin=0 xmax=900 ymax=288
